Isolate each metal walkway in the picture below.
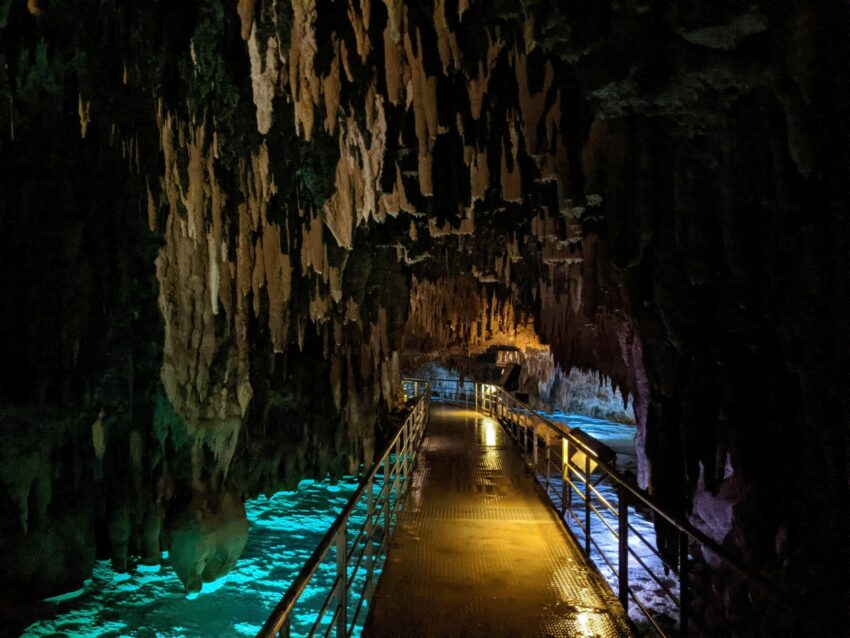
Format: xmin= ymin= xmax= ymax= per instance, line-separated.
xmin=363 ymin=406 xmax=631 ymax=638
xmin=259 ymin=381 xmax=782 ymax=638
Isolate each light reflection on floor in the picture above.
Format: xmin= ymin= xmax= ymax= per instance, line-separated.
xmin=366 ymin=407 xmax=631 ymax=637
xmin=22 ymin=479 xmax=360 ymax=638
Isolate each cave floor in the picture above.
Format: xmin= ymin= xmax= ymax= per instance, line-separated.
xmin=364 ymin=406 xmax=632 ymax=638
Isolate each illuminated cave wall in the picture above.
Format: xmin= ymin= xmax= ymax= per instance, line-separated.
xmin=0 ymin=0 xmax=847 ymax=634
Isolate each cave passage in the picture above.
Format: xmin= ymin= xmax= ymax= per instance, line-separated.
xmin=1 ymin=0 xmax=847 ymax=636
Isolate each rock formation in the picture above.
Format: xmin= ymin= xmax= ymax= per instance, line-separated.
xmin=0 ymin=0 xmax=847 ymax=634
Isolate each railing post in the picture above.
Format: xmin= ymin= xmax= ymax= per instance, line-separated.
xmin=413 ymin=404 xmax=420 ymax=446
xmin=532 ymin=423 xmax=538 ymax=468
xmin=475 ymin=383 xmax=479 ymax=412
xmin=584 ymin=453 xmax=591 ymax=556
xmin=384 ymin=455 xmax=391 ymax=537
xmin=522 ymin=417 xmax=528 ymax=455
xmin=514 ymin=413 xmax=519 ymax=440
xmin=618 ymin=486 xmax=629 ymax=612
xmin=365 ymin=477 xmax=375 ymax=600
xmin=545 ymin=433 xmax=551 ymax=492
xmin=402 ymin=419 xmax=409 ymax=483
xmin=394 ymin=436 xmax=401 ymax=501
xmin=336 ymin=525 xmax=347 ymax=637
xmin=562 ymin=438 xmax=569 ymax=516
xmin=679 ymin=530 xmax=689 ymax=637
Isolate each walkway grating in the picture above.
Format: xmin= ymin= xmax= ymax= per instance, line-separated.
xmin=364 ymin=407 xmax=632 ymax=638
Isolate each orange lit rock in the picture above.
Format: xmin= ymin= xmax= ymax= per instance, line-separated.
xmin=237 ymin=0 xmax=255 ymax=40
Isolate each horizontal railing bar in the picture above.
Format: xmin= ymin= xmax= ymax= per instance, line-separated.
xmin=565 ymin=476 xmax=588 ymax=503
xmin=390 ymin=484 xmax=407 ymax=517
xmin=588 ymin=502 xmax=620 ymax=539
xmin=307 ymin=574 xmax=342 ymax=637
xmin=629 ymin=588 xmax=672 ymax=638
xmin=588 ymin=532 xmax=620 ymax=578
xmin=626 ymin=521 xmax=668 ymax=564
xmin=346 ymin=538 xmax=371 ymax=594
xmin=584 ymin=481 xmax=619 ymax=516
xmin=483 ymin=384 xmax=785 ymax=602
xmin=566 ymin=506 xmax=584 ymax=531
xmin=374 ymin=524 xmax=391 ymax=563
xmin=627 ymin=545 xmax=680 ymax=606
xmin=348 ymin=575 xmax=371 ymax=636
xmin=347 ymin=505 xmax=376 ymax=561
xmin=322 ymin=606 xmax=341 ymax=638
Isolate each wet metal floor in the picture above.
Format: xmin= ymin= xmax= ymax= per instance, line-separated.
xmin=365 ymin=407 xmax=632 ymax=638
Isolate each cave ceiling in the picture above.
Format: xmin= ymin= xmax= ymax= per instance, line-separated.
xmin=0 ymin=0 xmax=847 ymax=633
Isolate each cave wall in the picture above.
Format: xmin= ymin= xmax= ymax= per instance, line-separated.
xmin=0 ymin=0 xmax=847 ymax=634
xmin=544 ymin=3 xmax=850 ymax=633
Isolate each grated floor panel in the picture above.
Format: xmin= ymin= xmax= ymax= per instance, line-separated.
xmin=364 ymin=407 xmax=632 ymax=638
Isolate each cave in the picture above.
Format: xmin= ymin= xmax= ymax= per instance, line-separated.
xmin=0 ymin=1 xmax=847 ymax=636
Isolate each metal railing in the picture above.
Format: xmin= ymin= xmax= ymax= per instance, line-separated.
xmin=425 ymin=377 xmax=782 ymax=637
xmin=257 ymin=380 xmax=430 ymax=638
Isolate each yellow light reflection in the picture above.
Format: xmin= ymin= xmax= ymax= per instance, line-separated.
xmin=439 ymin=409 xmax=480 ymax=419
xmin=576 ymin=610 xmax=593 ymax=637
xmin=482 ymin=417 xmax=498 ymax=447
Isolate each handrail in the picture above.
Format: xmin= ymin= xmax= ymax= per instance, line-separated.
xmin=494 ymin=387 xmax=783 ymax=593
xmin=257 ymin=379 xmax=430 ymax=638
xmin=425 ymin=377 xmax=785 ymax=636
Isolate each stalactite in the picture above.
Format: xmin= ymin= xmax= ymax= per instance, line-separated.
xmin=403 ymin=28 xmax=438 ymax=196
xmin=468 ymin=33 xmax=504 ymax=121
xmin=289 ymin=0 xmax=319 ymax=141
xmin=3 ymin=4 xmax=842 ymax=629
xmin=248 ymin=25 xmax=279 ymax=135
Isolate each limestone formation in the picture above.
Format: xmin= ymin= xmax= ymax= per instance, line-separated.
xmin=0 ymin=1 xmax=846 ymax=635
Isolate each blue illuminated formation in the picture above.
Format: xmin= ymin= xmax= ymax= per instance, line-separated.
xmin=23 ymin=478 xmax=362 ymax=638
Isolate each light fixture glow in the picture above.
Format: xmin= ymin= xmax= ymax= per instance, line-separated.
xmin=570 ymin=448 xmax=598 ymax=475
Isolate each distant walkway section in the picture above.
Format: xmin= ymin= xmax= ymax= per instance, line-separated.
xmin=365 ymin=406 xmax=631 ymax=638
